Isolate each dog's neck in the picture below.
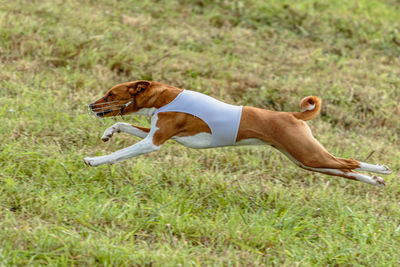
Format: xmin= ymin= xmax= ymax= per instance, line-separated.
xmin=131 ymin=87 xmax=183 ymax=116
xmin=153 ymin=87 xmax=183 ymax=108
xmin=132 ymin=107 xmax=158 ymax=116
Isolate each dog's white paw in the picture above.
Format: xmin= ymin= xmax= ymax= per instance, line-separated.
xmin=101 ymin=129 xmax=114 ymax=142
xmin=378 ymin=165 xmax=391 ymax=175
xmin=84 ymin=157 xmax=95 ymax=167
xmin=84 ymin=155 xmax=114 ymax=167
xmin=102 ymin=127 xmax=118 ymax=142
xmin=84 ymin=157 xmax=104 ymax=167
xmin=373 ymin=176 xmax=386 ymax=187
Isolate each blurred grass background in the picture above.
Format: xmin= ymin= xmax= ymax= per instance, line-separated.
xmin=0 ymin=0 xmax=399 ymax=265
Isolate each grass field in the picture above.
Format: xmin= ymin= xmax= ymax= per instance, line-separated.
xmin=1 ymin=0 xmax=400 ymax=265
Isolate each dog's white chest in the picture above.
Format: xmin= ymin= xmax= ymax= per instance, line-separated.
xmin=171 ymin=133 xmax=212 ymax=148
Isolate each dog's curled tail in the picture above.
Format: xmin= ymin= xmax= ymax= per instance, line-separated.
xmin=292 ymin=96 xmax=322 ymax=121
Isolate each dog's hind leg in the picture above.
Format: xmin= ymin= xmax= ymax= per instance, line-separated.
xmin=101 ymin=122 xmax=150 ymax=142
xmin=276 ymin=148 xmax=386 ymax=186
xmin=270 ymin=122 xmax=390 ymax=186
xmin=272 ymin=120 xmax=392 ymax=173
xmin=302 ymin=167 xmax=386 ymax=187
xmin=278 ymin=137 xmax=392 ymax=177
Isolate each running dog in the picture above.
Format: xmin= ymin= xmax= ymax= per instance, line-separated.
xmin=84 ymin=80 xmax=391 ymax=186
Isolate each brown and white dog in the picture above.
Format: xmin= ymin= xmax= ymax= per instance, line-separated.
xmin=84 ymin=80 xmax=391 ymax=186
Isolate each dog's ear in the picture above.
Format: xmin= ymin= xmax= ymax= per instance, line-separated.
xmin=128 ymin=81 xmax=150 ymax=96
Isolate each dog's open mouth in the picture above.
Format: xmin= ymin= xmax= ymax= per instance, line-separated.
xmin=95 ymin=110 xmax=113 ymax=117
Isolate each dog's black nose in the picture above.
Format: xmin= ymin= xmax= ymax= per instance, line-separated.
xmin=89 ymin=103 xmax=94 ymax=109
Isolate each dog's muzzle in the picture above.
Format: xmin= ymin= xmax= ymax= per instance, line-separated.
xmin=88 ymin=100 xmax=132 ymax=117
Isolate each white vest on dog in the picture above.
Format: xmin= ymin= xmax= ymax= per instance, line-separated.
xmin=156 ymin=90 xmax=242 ymax=147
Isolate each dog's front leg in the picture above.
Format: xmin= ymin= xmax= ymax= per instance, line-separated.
xmin=85 ymin=115 xmax=162 ymax=167
xmin=84 ymin=137 xmax=160 ymax=167
xmin=102 ymin=122 xmax=150 ymax=142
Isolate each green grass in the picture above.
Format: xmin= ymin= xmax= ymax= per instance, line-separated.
xmin=1 ymin=0 xmax=400 ymax=265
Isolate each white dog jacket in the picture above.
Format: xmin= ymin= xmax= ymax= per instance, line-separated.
xmin=156 ymin=90 xmax=242 ymax=147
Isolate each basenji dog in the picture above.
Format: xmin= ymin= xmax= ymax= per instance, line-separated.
xmin=84 ymin=80 xmax=391 ymax=186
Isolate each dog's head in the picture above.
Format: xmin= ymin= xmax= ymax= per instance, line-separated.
xmin=88 ymin=80 xmax=153 ymax=117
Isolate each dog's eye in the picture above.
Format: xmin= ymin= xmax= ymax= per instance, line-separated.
xmin=109 ymin=93 xmax=113 ymax=97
